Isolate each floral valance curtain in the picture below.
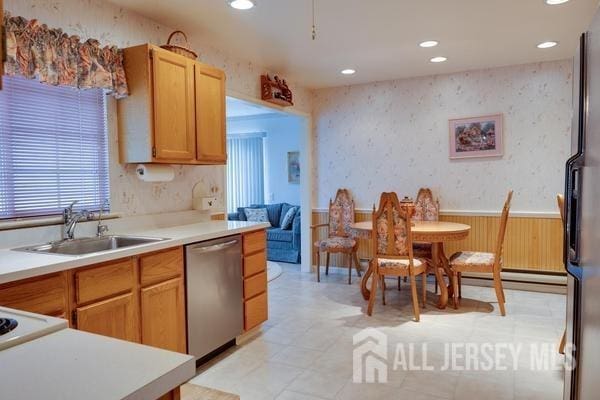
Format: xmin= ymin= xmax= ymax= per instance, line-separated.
xmin=3 ymin=12 xmax=129 ymax=98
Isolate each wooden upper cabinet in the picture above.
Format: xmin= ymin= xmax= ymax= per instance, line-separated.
xmin=195 ymin=64 xmax=226 ymax=163
xmin=117 ymin=44 xmax=226 ymax=165
xmin=152 ymin=49 xmax=196 ymax=161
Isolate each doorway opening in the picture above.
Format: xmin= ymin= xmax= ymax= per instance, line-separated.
xmin=225 ymin=95 xmax=311 ymax=271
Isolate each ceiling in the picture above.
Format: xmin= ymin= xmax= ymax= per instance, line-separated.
xmin=109 ymin=0 xmax=599 ymax=88
xmin=226 ymin=96 xmax=280 ymax=118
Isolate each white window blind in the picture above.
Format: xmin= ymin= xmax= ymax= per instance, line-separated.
xmin=0 ymin=76 xmax=109 ymax=219
xmin=226 ymin=134 xmax=265 ymax=213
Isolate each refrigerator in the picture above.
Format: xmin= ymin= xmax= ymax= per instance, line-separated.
xmin=564 ymin=8 xmax=600 ymax=400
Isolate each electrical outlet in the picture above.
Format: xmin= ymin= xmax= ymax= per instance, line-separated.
xmin=201 ymin=197 xmax=218 ymax=210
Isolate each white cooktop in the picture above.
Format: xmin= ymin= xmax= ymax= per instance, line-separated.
xmin=0 ymin=307 xmax=68 ymax=351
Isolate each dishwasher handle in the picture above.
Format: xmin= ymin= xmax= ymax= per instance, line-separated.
xmin=187 ymin=240 xmax=239 ymax=254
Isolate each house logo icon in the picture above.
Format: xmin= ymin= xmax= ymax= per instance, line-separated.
xmin=353 ymin=328 xmax=388 ymax=383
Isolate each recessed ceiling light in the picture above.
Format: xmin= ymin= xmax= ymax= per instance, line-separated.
xmin=430 ymin=56 xmax=447 ymax=63
xmin=341 ymin=69 xmax=356 ymax=75
xmin=419 ymin=40 xmax=439 ymax=48
xmin=228 ymin=0 xmax=255 ymax=10
xmin=545 ymin=0 xmax=569 ymax=5
xmin=537 ymin=41 xmax=558 ymax=49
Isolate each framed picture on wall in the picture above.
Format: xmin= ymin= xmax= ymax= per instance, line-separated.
xmin=449 ymin=114 xmax=503 ymax=159
xmin=288 ymin=151 xmax=300 ymax=184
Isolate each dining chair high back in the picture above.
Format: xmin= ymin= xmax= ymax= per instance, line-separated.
xmin=413 ymin=188 xmax=440 ymax=222
xmin=311 ymin=188 xmax=362 ymax=284
xmin=329 ymin=188 xmax=355 ymax=237
xmin=367 ymin=192 xmax=427 ymax=321
xmin=409 ymin=188 xmax=439 ymax=292
xmin=448 ymin=190 xmax=513 ymax=315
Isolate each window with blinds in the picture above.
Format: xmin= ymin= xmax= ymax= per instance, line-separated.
xmin=226 ymin=133 xmax=265 ymax=213
xmin=0 ymin=76 xmax=110 ymax=219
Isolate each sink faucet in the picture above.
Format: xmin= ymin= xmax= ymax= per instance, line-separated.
xmin=63 ymin=201 xmax=90 ymax=240
xmin=96 ymin=199 xmax=110 ymax=237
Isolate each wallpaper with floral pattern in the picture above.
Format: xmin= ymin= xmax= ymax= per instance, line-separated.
xmin=312 ymin=60 xmax=573 ymax=213
xmin=5 ymin=0 xmax=312 ymax=217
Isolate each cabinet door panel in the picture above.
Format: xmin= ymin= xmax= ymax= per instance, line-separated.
xmin=141 ymin=278 xmax=186 ymax=353
xmin=76 ymin=292 xmax=139 ymax=343
xmin=152 ymin=49 xmax=196 ymax=161
xmin=0 ymin=273 xmax=67 ymax=316
xmin=195 ymin=64 xmax=226 ymax=163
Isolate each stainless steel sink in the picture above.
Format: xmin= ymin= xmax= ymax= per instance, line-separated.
xmin=14 ymin=235 xmax=168 ymax=256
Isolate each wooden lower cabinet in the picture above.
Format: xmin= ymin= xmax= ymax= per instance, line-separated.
xmin=141 ymin=277 xmax=186 ymax=353
xmin=0 ymin=246 xmax=187 ymax=356
xmin=242 ymin=229 xmax=269 ymax=331
xmin=76 ymin=292 xmax=140 ymax=343
xmin=244 ymin=292 xmax=268 ymax=331
xmin=0 ymin=233 xmax=269 ymax=359
xmin=0 ymin=273 xmax=68 ymax=317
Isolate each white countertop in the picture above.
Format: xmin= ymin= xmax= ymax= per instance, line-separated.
xmin=0 ymin=328 xmax=195 ymax=400
xmin=0 ymin=220 xmax=270 ymax=284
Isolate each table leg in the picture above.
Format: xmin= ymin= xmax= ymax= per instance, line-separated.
xmin=438 ymin=243 xmax=457 ymax=309
xmin=432 ymin=243 xmax=448 ymax=309
xmin=360 ymin=260 xmax=373 ymax=300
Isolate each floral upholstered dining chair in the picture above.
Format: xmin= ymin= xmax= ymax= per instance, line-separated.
xmin=312 ymin=189 xmax=362 ymax=284
xmin=367 ymin=193 xmax=427 ymax=321
xmin=448 ymin=190 xmax=513 ymax=315
xmin=413 ymin=188 xmax=440 ymax=222
xmin=398 ymin=188 xmax=439 ymax=291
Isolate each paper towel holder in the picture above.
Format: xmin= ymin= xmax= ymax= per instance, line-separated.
xmin=135 ymin=164 xmax=175 ymax=182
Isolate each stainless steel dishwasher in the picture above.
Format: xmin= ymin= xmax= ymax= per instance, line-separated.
xmin=185 ymin=235 xmax=243 ymax=363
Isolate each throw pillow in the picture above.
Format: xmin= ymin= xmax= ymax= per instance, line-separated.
xmin=244 ymin=208 xmax=271 ymax=226
xmin=280 ymin=207 xmax=298 ymax=230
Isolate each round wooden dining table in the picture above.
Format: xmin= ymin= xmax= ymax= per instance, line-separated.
xmin=349 ymin=220 xmax=471 ymax=309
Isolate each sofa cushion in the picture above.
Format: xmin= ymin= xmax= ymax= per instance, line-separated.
xmin=237 ymin=207 xmax=249 ymax=221
xmin=267 ymin=240 xmax=294 ymax=250
xmin=279 ymin=203 xmax=297 ymax=227
xmin=251 ymin=203 xmax=282 ymax=227
xmin=280 ymin=206 xmax=298 ymax=230
xmin=267 ymin=227 xmax=294 ymax=243
xmin=244 ymin=208 xmax=271 ymax=226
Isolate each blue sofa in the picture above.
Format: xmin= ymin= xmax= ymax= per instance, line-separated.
xmin=228 ymin=203 xmax=301 ymax=264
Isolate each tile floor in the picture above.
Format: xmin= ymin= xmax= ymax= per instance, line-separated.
xmin=190 ymin=264 xmax=566 ymax=400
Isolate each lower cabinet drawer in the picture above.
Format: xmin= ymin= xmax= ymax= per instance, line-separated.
xmin=0 ymin=273 xmax=67 ymax=316
xmin=244 ymin=291 xmax=268 ymax=331
xmin=244 ymin=271 xmax=267 ymax=300
xmin=75 ymin=259 xmax=135 ymax=305
xmin=140 ymin=247 xmax=183 ymax=287
xmin=243 ymin=230 xmax=266 ymax=255
xmin=243 ymin=251 xmax=266 ymax=278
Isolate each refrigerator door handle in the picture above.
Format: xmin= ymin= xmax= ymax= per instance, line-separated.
xmin=566 ymin=162 xmax=582 ymax=265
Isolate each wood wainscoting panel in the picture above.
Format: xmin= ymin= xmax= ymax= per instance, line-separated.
xmin=311 ymin=210 xmax=564 ymax=273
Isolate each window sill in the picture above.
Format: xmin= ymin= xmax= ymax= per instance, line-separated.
xmin=0 ymin=213 xmax=121 ymax=231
